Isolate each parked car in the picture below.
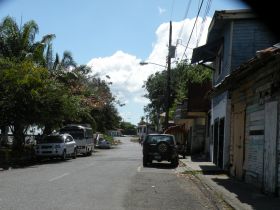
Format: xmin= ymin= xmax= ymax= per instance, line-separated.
xmin=96 ymin=138 xmax=111 ymax=149
xmin=59 ymin=125 xmax=94 ymax=156
xmin=94 ymin=133 xmax=104 ymax=147
xmin=35 ymin=133 xmax=77 ymax=160
xmin=142 ymin=134 xmax=179 ymax=167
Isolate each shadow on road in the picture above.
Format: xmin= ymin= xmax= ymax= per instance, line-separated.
xmin=211 ymin=177 xmax=280 ymax=210
xmin=144 ymin=162 xmax=178 ymax=169
xmin=0 ymin=157 xmax=76 ymax=170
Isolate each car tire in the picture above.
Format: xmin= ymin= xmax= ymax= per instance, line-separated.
xmin=72 ymin=148 xmax=77 ymax=159
xmin=157 ymin=142 xmax=169 ymax=154
xmin=171 ymin=157 xmax=179 ymax=167
xmin=88 ymin=149 xmax=93 ymax=156
xmin=61 ymin=150 xmax=66 ymax=161
xmin=143 ymin=155 xmax=148 ymax=167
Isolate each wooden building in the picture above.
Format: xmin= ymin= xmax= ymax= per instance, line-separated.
xmin=173 ymin=81 xmax=211 ymax=156
xmin=191 ymin=9 xmax=277 ymax=169
xmin=212 ymin=45 xmax=280 ymax=194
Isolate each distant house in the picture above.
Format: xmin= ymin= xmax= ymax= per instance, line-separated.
xmin=191 ymin=9 xmax=278 ymax=170
xmin=211 ymin=44 xmax=280 ymax=194
xmin=136 ymin=123 xmax=155 ymax=141
xmin=173 ymin=81 xmax=211 ymax=156
xmin=107 ymin=130 xmax=122 ymax=137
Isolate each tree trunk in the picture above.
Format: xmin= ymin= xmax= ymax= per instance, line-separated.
xmin=12 ymin=123 xmax=25 ymax=152
xmin=43 ymin=124 xmax=52 ymax=135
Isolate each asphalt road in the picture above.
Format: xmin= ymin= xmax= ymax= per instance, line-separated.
xmin=0 ymin=137 xmax=217 ymax=210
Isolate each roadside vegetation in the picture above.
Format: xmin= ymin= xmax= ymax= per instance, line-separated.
xmin=0 ymin=16 xmax=122 ymax=159
xmin=143 ymin=61 xmax=211 ymax=128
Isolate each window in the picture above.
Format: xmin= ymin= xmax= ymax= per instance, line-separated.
xmin=146 ymin=135 xmax=174 ymax=144
xmin=43 ymin=136 xmax=63 ymax=143
xmin=216 ymin=44 xmax=224 ymax=75
xmin=85 ymin=129 xmax=93 ymax=138
xmin=60 ymin=129 xmax=84 ymax=139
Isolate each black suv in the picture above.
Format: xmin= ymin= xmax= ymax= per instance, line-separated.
xmin=142 ymin=134 xmax=179 ymax=167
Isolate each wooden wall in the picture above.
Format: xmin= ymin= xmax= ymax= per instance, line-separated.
xmin=230 ymin=54 xmax=280 ymax=193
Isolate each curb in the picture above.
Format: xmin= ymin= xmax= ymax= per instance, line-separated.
xmin=178 ymin=159 xmax=251 ymax=210
xmin=196 ymin=174 xmax=250 ymax=210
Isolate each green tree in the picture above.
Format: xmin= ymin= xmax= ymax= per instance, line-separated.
xmin=0 ymin=15 xmax=122 ymax=151
xmin=143 ymin=62 xmax=211 ymax=128
xmin=0 ymin=59 xmax=48 ymax=150
xmin=0 ymin=16 xmax=84 ymax=149
xmin=0 ymin=16 xmax=55 ymax=66
xmin=119 ymin=121 xmax=136 ymax=135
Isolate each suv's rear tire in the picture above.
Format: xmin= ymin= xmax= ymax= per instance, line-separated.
xmin=143 ymin=155 xmax=148 ymax=167
xmin=171 ymin=157 xmax=179 ymax=167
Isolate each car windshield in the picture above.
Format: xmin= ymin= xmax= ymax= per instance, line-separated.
xmin=60 ymin=129 xmax=84 ymax=139
xmin=41 ymin=136 xmax=63 ymax=143
xmin=145 ymin=135 xmax=174 ymax=144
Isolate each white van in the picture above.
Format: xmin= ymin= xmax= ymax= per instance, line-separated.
xmin=59 ymin=124 xmax=94 ymax=156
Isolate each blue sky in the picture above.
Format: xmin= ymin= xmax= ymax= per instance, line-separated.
xmin=0 ymin=0 xmax=248 ymax=125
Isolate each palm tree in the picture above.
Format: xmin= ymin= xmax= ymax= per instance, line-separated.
xmin=0 ymin=16 xmax=55 ymax=150
xmin=0 ymin=16 xmax=55 ymax=65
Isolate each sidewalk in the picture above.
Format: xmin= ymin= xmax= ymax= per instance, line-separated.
xmin=178 ymin=156 xmax=280 ymax=210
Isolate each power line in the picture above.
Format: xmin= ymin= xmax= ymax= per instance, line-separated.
xmin=196 ymin=0 xmax=212 ymax=47
xmin=174 ymin=0 xmax=192 ymax=61
xmin=177 ymin=0 xmax=193 ymax=41
xmin=180 ymin=0 xmax=205 ymax=63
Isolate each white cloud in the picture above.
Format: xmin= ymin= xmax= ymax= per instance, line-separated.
xmin=158 ymin=7 xmax=166 ymax=15
xmin=87 ymin=51 xmax=156 ymax=94
xmin=148 ymin=17 xmax=212 ymax=64
xmin=87 ymin=16 xmax=211 ymax=124
xmin=133 ymin=96 xmax=150 ymax=105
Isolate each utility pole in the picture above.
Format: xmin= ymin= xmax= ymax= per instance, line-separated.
xmin=164 ymin=21 xmax=172 ymax=131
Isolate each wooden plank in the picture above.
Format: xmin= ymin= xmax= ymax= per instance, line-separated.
xmin=232 ymin=107 xmax=245 ymax=179
xmin=263 ymin=101 xmax=278 ymax=193
xmin=246 ymin=104 xmax=264 ymax=113
xmin=249 ymin=135 xmax=264 ymax=142
xmin=249 ymin=125 xmax=264 ymax=131
xmin=249 ymin=110 xmax=265 ymax=122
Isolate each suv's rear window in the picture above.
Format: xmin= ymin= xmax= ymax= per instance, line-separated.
xmin=41 ymin=136 xmax=64 ymax=143
xmin=145 ymin=135 xmax=174 ymax=144
xmin=60 ymin=129 xmax=84 ymax=139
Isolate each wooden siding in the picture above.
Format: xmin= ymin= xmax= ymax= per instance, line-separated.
xmin=231 ymin=19 xmax=277 ymax=70
xmin=264 ymin=101 xmax=278 ymax=193
xmin=245 ymin=104 xmax=264 ymax=187
xmin=231 ymin=103 xmax=245 ymax=179
xmin=230 ymin=53 xmax=280 ymax=193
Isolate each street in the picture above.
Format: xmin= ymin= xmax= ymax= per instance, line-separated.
xmin=0 ymin=137 xmax=221 ymax=210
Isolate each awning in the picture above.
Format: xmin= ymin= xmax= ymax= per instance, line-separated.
xmin=191 ymin=38 xmax=224 ymax=64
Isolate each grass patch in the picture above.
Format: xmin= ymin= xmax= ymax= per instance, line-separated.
xmin=103 ymin=134 xmax=114 ymax=143
xmin=182 ymin=170 xmax=203 ymax=175
xmin=103 ymin=134 xmax=122 ymax=145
